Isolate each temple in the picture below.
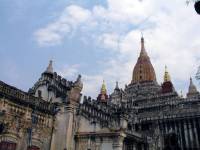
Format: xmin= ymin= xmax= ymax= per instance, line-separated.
xmin=0 ymin=37 xmax=200 ymax=150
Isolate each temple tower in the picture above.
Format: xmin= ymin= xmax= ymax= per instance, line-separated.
xmin=132 ymin=37 xmax=157 ymax=84
xmin=50 ymin=75 xmax=83 ymax=150
xmin=125 ymin=37 xmax=160 ymax=100
xmin=97 ymin=80 xmax=108 ymax=102
xmin=110 ymin=82 xmax=124 ymax=105
xmin=161 ymin=66 xmax=175 ymax=93
xmin=187 ymin=77 xmax=199 ymax=97
xmin=29 ymin=61 xmax=83 ymax=150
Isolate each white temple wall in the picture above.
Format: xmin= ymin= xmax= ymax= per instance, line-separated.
xmin=35 ymin=85 xmax=48 ymax=101
xmin=78 ymin=116 xmax=109 ymax=133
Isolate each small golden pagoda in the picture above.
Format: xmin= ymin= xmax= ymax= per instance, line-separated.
xmin=161 ymin=66 xmax=174 ymax=93
xmin=97 ymin=80 xmax=108 ymax=102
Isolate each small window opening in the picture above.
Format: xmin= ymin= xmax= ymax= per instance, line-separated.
xmin=38 ymin=90 xmax=42 ymax=98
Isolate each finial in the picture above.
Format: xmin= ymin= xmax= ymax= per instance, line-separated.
xmin=141 ymin=35 xmax=144 ymax=46
xmin=115 ymin=81 xmax=119 ymax=90
xmin=97 ymin=80 xmax=108 ymax=102
xmin=140 ymin=35 xmax=147 ymax=57
xmin=45 ymin=60 xmax=53 ymax=73
xmin=189 ymin=77 xmax=195 ymax=88
xmin=189 ymin=77 xmax=193 ymax=87
xmin=187 ymin=77 xmax=198 ymax=96
xmin=74 ymin=74 xmax=83 ymax=90
xmin=180 ymin=90 xmax=183 ymax=98
xmin=190 ymin=77 xmax=193 ymax=84
xmin=164 ymin=65 xmax=171 ymax=82
xmin=101 ymin=80 xmax=107 ymax=94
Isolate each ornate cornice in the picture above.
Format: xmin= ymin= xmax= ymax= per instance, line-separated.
xmin=0 ymin=80 xmax=56 ymax=115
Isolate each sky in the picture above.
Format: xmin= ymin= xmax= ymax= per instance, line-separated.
xmin=0 ymin=0 xmax=200 ymax=98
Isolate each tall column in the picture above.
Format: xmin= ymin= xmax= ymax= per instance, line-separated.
xmin=165 ymin=121 xmax=168 ymax=134
xmin=140 ymin=143 xmax=145 ymax=150
xmin=162 ymin=122 xmax=166 ymax=135
xmin=189 ymin=119 xmax=195 ymax=149
xmin=166 ymin=121 xmax=170 ymax=134
xmin=50 ymin=106 xmax=68 ymax=150
xmin=65 ymin=104 xmax=77 ymax=150
xmin=112 ymin=135 xmax=125 ymax=150
xmin=190 ymin=119 xmax=197 ymax=149
xmin=180 ymin=120 xmax=186 ymax=149
xmin=162 ymin=121 xmax=167 ymax=149
xmin=50 ymin=104 xmax=78 ymax=150
xmin=192 ymin=119 xmax=199 ymax=148
xmin=186 ymin=119 xmax=192 ymax=149
xmin=175 ymin=121 xmax=182 ymax=150
xmin=132 ymin=143 xmax=136 ymax=150
xmin=195 ymin=118 xmax=200 ymax=148
xmin=158 ymin=121 xmax=164 ymax=150
xmin=184 ymin=120 xmax=189 ymax=149
xmin=50 ymin=75 xmax=83 ymax=150
xmin=172 ymin=120 xmax=175 ymax=133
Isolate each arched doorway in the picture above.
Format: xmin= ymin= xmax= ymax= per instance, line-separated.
xmin=163 ymin=133 xmax=181 ymax=150
xmin=0 ymin=141 xmax=17 ymax=150
xmin=27 ymin=145 xmax=40 ymax=150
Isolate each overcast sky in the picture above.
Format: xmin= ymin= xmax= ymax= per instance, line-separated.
xmin=0 ymin=0 xmax=200 ymax=98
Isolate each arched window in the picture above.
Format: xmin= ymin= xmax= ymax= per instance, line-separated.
xmin=0 ymin=141 xmax=17 ymax=150
xmin=0 ymin=123 xmax=5 ymax=134
xmin=38 ymin=90 xmax=42 ymax=98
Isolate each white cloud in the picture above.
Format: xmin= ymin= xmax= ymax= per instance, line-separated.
xmin=34 ymin=0 xmax=200 ymax=97
xmin=97 ymin=33 xmax=120 ymax=51
xmin=57 ymin=64 xmax=80 ymax=80
xmin=34 ymin=5 xmax=91 ymax=46
xmin=82 ymin=75 xmax=103 ymax=98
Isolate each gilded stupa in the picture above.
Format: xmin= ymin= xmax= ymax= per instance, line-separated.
xmin=161 ymin=66 xmax=174 ymax=93
xmin=97 ymin=80 xmax=108 ymax=102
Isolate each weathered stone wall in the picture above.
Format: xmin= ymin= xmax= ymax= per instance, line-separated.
xmin=0 ymin=97 xmax=54 ymax=150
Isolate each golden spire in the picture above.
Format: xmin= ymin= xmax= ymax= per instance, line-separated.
xmin=131 ymin=36 xmax=156 ymax=84
xmin=140 ymin=36 xmax=148 ymax=57
xmin=101 ymin=80 xmax=107 ymax=94
xmin=164 ymin=66 xmax=171 ymax=82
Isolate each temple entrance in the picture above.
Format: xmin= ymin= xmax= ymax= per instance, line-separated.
xmin=0 ymin=123 xmax=5 ymax=134
xmin=27 ymin=145 xmax=40 ymax=150
xmin=163 ymin=133 xmax=181 ymax=150
xmin=123 ymin=137 xmax=147 ymax=150
xmin=0 ymin=141 xmax=17 ymax=150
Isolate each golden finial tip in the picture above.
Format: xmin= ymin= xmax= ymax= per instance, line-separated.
xmin=101 ymin=80 xmax=107 ymax=94
xmin=164 ymin=65 xmax=171 ymax=82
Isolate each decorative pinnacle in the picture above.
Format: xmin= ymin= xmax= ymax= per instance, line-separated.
xmin=46 ymin=60 xmax=53 ymax=73
xmin=140 ymin=36 xmax=148 ymax=57
xmin=190 ymin=77 xmax=193 ymax=85
xmin=164 ymin=65 xmax=171 ymax=82
xmin=115 ymin=81 xmax=119 ymax=90
xmin=141 ymin=36 xmax=145 ymax=50
xmin=75 ymin=74 xmax=83 ymax=90
xmin=188 ymin=77 xmax=198 ymax=94
xmin=189 ymin=77 xmax=195 ymax=90
xmin=101 ymin=80 xmax=107 ymax=94
xmin=180 ymin=90 xmax=183 ymax=98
